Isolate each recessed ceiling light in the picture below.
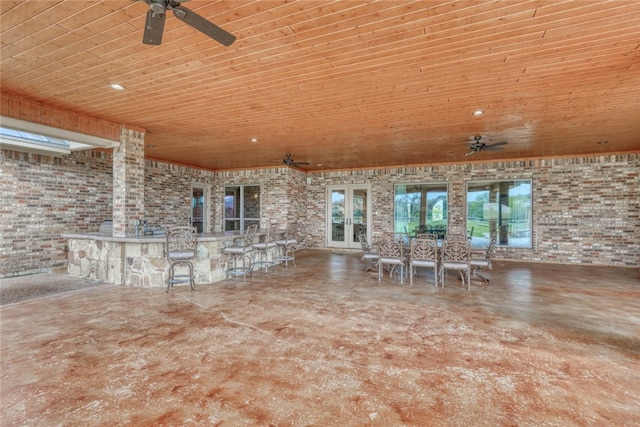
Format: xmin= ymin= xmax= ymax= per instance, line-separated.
xmin=109 ymin=83 xmax=125 ymax=90
xmin=472 ymin=110 xmax=484 ymax=116
xmin=598 ymin=140 xmax=608 ymax=144
xmin=250 ymin=138 xmax=258 ymax=143
xmin=147 ymin=144 xmax=156 ymax=149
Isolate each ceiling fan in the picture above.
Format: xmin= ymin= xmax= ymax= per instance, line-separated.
xmin=136 ymin=0 xmax=236 ymax=46
xmin=282 ymin=153 xmax=310 ymax=167
xmin=465 ymin=135 xmax=508 ymax=156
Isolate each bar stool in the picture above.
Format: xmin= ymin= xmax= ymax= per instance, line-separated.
xmin=222 ymin=224 xmax=257 ymax=281
xmin=275 ymin=223 xmax=300 ymax=268
xmin=165 ymin=226 xmax=198 ymax=293
xmin=252 ymin=223 xmax=279 ymax=273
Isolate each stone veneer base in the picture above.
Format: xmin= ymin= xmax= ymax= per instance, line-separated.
xmin=62 ymin=232 xmax=264 ymax=287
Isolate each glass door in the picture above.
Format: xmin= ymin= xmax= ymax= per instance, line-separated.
xmin=191 ymin=183 xmax=208 ymax=233
xmin=327 ymin=185 xmax=371 ymax=249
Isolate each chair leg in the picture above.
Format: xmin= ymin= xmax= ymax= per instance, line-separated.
xmin=189 ymin=262 xmax=195 ymax=292
xmin=166 ymin=260 xmax=195 ymax=293
xmin=225 ymin=254 xmax=252 ymax=282
xmin=472 ymin=267 xmax=491 ymax=286
xmin=166 ymin=263 xmax=174 ymax=293
xmin=253 ymin=248 xmax=273 ymax=274
xmin=277 ymin=244 xmax=296 ymax=268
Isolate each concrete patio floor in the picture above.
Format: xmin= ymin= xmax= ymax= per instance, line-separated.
xmin=1 ymin=250 xmax=639 ymax=426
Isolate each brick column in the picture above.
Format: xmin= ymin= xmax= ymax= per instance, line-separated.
xmin=112 ymin=128 xmax=145 ymax=237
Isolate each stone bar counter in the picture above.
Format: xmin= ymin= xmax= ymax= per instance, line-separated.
xmin=62 ymin=231 xmax=259 ymax=287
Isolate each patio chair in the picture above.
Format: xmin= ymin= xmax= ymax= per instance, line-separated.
xmin=470 ymin=239 xmax=496 ymax=285
xmin=439 ymin=238 xmax=471 ymax=290
xmin=252 ymin=223 xmax=279 ymax=274
xmin=223 ymin=224 xmax=257 ymax=281
xmin=358 ymin=233 xmax=379 ymax=272
xmin=378 ymin=236 xmax=406 ymax=284
xmin=165 ymin=226 xmax=198 ymax=293
xmin=409 ymin=236 xmax=439 ymax=287
xmin=275 ymin=223 xmax=301 ymax=267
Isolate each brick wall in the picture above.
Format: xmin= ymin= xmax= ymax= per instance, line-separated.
xmin=1 ymin=149 xmax=113 ymax=276
xmin=1 ymin=149 xmax=638 ymax=277
xmin=214 ymin=167 xmax=305 ymax=230
xmin=306 ymin=155 xmax=640 ymax=267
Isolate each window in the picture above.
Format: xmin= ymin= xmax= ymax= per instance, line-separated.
xmin=224 ymin=185 xmax=260 ymax=231
xmin=467 ymin=180 xmax=532 ymax=248
xmin=394 ymin=183 xmax=448 ymax=237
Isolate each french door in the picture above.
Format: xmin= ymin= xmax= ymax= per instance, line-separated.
xmin=327 ymin=184 xmax=371 ymax=249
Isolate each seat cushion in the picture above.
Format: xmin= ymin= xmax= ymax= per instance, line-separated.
xmin=168 ymin=250 xmax=195 ymax=260
xmin=275 ymin=239 xmax=297 ymax=245
xmin=411 ymin=260 xmax=436 ymax=268
xmin=442 ymin=261 xmax=468 ymax=269
xmin=223 ymin=246 xmax=252 ymax=254
xmin=253 ymin=242 xmax=277 ymax=249
xmin=379 ymin=257 xmax=404 ymax=264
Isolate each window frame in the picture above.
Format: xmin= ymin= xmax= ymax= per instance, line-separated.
xmin=393 ymin=182 xmax=449 ymax=237
xmin=466 ymin=179 xmax=532 ymax=249
xmin=223 ymin=184 xmax=261 ymax=231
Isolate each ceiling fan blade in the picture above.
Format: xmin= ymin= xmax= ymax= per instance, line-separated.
xmin=294 ymin=162 xmax=310 ymax=165
xmin=172 ymin=5 xmax=236 ymax=46
xmin=484 ymin=147 xmax=505 ymax=151
xmin=487 ymin=141 xmax=508 ymax=148
xmin=464 ymin=151 xmax=477 ymax=157
xmin=143 ymin=9 xmax=166 ymax=45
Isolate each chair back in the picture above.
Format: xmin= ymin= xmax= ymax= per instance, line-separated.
xmin=441 ymin=238 xmax=470 ymax=263
xmin=358 ymin=233 xmax=373 ymax=253
xmin=165 ymin=226 xmax=197 ymax=260
xmin=410 ymin=237 xmax=438 ymax=263
xmin=378 ymin=236 xmax=404 ymax=259
xmin=277 ymin=223 xmax=304 ymax=247
xmin=476 ymin=239 xmax=496 ymax=268
xmin=484 ymin=239 xmax=496 ymax=261
xmin=243 ymin=224 xmax=258 ymax=245
xmin=262 ymin=223 xmax=280 ymax=243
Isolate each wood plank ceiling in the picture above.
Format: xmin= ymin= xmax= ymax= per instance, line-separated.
xmin=1 ymin=0 xmax=639 ymax=171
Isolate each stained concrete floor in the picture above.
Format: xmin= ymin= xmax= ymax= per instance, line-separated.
xmin=0 ymin=271 xmax=107 ymax=305
xmin=1 ymin=250 xmax=639 ymax=426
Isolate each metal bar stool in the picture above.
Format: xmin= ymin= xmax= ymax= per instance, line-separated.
xmin=165 ymin=226 xmax=198 ymax=293
xmin=252 ymin=223 xmax=279 ymax=274
xmin=222 ymin=224 xmax=258 ymax=282
xmin=275 ymin=223 xmax=300 ymax=268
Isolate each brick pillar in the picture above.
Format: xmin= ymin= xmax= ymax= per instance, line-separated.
xmin=112 ymin=128 xmax=145 ymax=237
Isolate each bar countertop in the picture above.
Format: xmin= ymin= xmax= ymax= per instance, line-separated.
xmin=61 ymin=230 xmax=254 ymax=243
